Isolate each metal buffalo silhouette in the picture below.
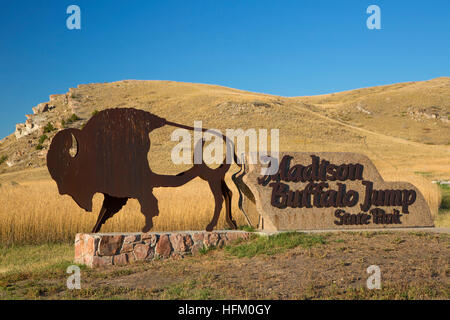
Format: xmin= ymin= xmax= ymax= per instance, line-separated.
xmin=47 ymin=108 xmax=251 ymax=233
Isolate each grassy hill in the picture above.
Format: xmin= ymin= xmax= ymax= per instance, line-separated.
xmin=294 ymin=77 xmax=450 ymax=146
xmin=0 ymin=78 xmax=448 ymax=179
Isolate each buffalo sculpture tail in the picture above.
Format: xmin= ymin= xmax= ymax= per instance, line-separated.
xmin=164 ymin=120 xmax=254 ymax=228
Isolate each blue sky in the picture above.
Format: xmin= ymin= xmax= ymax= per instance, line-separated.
xmin=0 ymin=0 xmax=449 ymax=138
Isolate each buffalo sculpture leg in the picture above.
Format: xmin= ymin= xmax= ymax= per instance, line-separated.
xmin=205 ymin=179 xmax=224 ymax=232
xmin=204 ymin=178 xmax=237 ymax=232
xmin=138 ymin=191 xmax=159 ymax=233
xmin=89 ymin=167 xmax=238 ymax=233
xmin=221 ymin=179 xmax=237 ymax=229
xmin=92 ymin=194 xmax=128 ymax=233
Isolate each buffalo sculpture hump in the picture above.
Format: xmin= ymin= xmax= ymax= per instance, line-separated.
xmin=47 ymin=108 xmax=250 ymax=233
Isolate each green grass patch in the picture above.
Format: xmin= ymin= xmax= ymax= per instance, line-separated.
xmin=238 ymin=225 xmax=256 ymax=232
xmin=435 ymin=183 xmax=450 ymax=227
xmin=225 ymin=232 xmax=326 ymax=258
xmin=438 ymin=183 xmax=450 ymax=210
xmin=67 ymin=114 xmax=81 ymax=123
xmin=43 ymin=122 xmax=55 ymax=133
xmin=62 ymin=114 xmax=82 ymax=128
xmin=161 ymin=280 xmax=222 ymax=300
xmin=0 ymin=155 xmax=7 ymax=165
xmin=38 ymin=134 xmax=48 ymax=144
xmin=198 ymin=245 xmax=216 ymax=255
xmin=0 ymin=243 xmax=74 ymax=285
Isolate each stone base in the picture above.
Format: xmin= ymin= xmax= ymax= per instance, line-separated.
xmin=74 ymin=230 xmax=252 ymax=268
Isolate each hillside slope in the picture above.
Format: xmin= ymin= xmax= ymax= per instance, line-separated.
xmin=0 ymin=79 xmax=448 ymax=181
xmin=294 ymin=77 xmax=450 ymax=145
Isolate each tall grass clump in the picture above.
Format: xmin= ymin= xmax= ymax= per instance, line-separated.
xmin=435 ymin=183 xmax=450 ymax=228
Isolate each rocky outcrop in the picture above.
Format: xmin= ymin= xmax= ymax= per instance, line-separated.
xmin=67 ymin=88 xmax=82 ymax=114
xmin=15 ymin=101 xmax=56 ymax=139
xmin=32 ymin=103 xmax=52 ymax=114
xmin=216 ymin=100 xmax=277 ymax=116
xmin=355 ymin=101 xmax=372 ymax=115
xmin=407 ymin=107 xmax=449 ymax=123
xmin=15 ymin=119 xmax=40 ymax=139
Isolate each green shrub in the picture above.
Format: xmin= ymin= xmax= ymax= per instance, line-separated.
xmin=43 ymin=122 xmax=55 ymax=133
xmin=35 ymin=144 xmax=43 ymax=150
xmin=438 ymin=184 xmax=450 ymax=210
xmin=0 ymin=155 xmax=7 ymax=165
xmin=91 ymin=110 xmax=99 ymax=116
xmin=69 ymin=114 xmax=81 ymax=122
xmin=198 ymin=245 xmax=217 ymax=255
xmin=38 ymin=135 xmax=48 ymax=144
xmin=64 ymin=114 xmax=81 ymax=125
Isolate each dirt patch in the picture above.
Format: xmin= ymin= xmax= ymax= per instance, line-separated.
xmin=95 ymin=232 xmax=449 ymax=299
xmin=1 ymin=231 xmax=449 ymax=299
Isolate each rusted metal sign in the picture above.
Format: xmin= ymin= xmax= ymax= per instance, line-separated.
xmin=47 ymin=108 xmax=249 ymax=233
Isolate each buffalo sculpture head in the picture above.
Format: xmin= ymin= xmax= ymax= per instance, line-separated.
xmin=47 ymin=129 xmax=81 ymax=194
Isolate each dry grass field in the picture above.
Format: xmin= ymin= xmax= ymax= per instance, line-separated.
xmin=0 ymin=172 xmax=253 ymax=245
xmin=0 ymin=165 xmax=446 ymax=246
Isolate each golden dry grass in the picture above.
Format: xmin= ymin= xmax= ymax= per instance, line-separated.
xmin=0 ymin=175 xmax=256 ymax=245
xmin=0 ymin=168 xmax=444 ymax=246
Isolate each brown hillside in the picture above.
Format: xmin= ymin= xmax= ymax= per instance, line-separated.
xmin=294 ymin=77 xmax=450 ymax=145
